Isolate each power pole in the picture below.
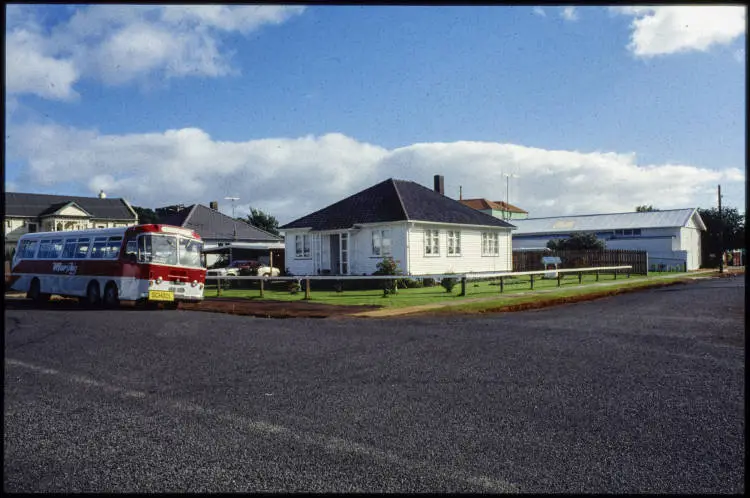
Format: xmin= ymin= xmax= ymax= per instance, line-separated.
xmin=718 ymin=184 xmax=723 ymax=273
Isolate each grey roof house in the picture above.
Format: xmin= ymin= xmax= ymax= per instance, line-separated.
xmin=280 ymin=175 xmax=515 ymax=276
xmin=4 ymin=191 xmax=138 ymax=255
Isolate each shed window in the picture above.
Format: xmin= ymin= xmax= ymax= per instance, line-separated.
xmin=424 ymin=229 xmax=439 ymax=256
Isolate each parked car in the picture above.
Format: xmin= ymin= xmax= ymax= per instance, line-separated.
xmin=229 ymin=259 xmax=281 ymax=277
xmin=206 ymin=267 xmax=239 ymax=278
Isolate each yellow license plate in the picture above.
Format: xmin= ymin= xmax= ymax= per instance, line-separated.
xmin=148 ymin=290 xmax=174 ymax=302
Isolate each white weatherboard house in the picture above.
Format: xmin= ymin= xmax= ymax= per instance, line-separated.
xmin=511 ymin=208 xmax=706 ymax=270
xmin=280 ymin=176 xmax=515 ymax=276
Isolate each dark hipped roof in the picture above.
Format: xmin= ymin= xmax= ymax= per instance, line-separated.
xmin=158 ymin=204 xmax=281 ymax=242
xmin=280 ymin=179 xmax=515 ymax=231
xmin=4 ymin=192 xmax=137 ymax=220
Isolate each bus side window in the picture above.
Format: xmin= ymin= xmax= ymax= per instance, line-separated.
xmin=38 ymin=240 xmax=52 ymax=259
xmin=62 ymin=239 xmax=78 ymax=259
xmin=105 ymin=236 xmax=123 ymax=259
xmin=76 ymin=238 xmax=91 ymax=258
xmin=125 ymin=239 xmax=137 ymax=261
xmin=50 ymin=239 xmax=64 ymax=259
xmin=90 ymin=237 xmax=108 ymax=259
xmin=20 ymin=240 xmax=38 ymax=259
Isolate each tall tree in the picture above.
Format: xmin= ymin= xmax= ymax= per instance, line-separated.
xmin=547 ymin=232 xmax=605 ymax=251
xmin=698 ymin=207 xmax=745 ymax=267
xmin=636 ymin=205 xmax=659 ymax=212
xmin=242 ymin=207 xmax=280 ymax=236
xmin=132 ymin=206 xmax=160 ymax=224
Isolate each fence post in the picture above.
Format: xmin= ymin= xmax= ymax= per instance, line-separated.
xmin=596 ymin=271 xmax=599 ymax=282
xmin=217 ymin=278 xmax=222 ymax=296
xmin=500 ymin=277 xmax=504 ymax=293
xmin=260 ymin=278 xmax=264 ymax=298
xmin=578 ymin=271 xmax=582 ymax=284
xmin=530 ymin=274 xmax=534 ymax=290
xmin=304 ymin=278 xmax=311 ymax=300
xmin=614 ymin=270 xmax=617 ymax=280
xmin=460 ymin=276 xmax=466 ymax=296
xmin=557 ymin=272 xmax=561 ymax=287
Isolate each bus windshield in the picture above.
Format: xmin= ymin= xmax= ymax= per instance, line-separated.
xmin=137 ymin=234 xmax=203 ymax=268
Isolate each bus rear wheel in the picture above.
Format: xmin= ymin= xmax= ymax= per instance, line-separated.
xmin=85 ymin=281 xmax=101 ymax=307
xmin=103 ymin=283 xmax=119 ymax=308
xmin=27 ymin=278 xmax=50 ymax=303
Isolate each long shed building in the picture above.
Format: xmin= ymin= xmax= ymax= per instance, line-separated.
xmin=511 ymin=208 xmax=706 ymax=271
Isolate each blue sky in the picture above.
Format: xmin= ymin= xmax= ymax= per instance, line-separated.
xmin=5 ymin=5 xmax=746 ymax=224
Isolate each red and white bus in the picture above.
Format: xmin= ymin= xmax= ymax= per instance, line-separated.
xmin=9 ymin=224 xmax=206 ymax=306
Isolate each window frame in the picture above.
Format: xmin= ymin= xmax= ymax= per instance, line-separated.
xmin=295 ymin=234 xmax=311 ymax=259
xmin=424 ymin=229 xmax=440 ymax=256
xmin=481 ymin=232 xmax=500 ymax=256
xmin=447 ymin=230 xmax=461 ymax=256
xmin=371 ymin=229 xmax=392 ymax=257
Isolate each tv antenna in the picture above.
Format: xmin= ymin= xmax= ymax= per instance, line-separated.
xmin=224 ymin=196 xmax=240 ymax=218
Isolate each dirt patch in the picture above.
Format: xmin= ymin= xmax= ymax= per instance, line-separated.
xmin=178 ymin=298 xmax=381 ymax=319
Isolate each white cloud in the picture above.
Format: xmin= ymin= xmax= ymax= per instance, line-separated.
xmin=4 ymin=5 xmax=306 ymax=100
xmin=560 ymin=7 xmax=578 ymax=22
xmin=6 ymin=124 xmax=745 ymax=224
xmin=613 ymin=6 xmax=746 ymax=57
xmin=533 ymin=7 xmax=546 ymax=18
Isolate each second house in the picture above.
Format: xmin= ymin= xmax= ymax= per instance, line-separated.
xmin=280 ymin=175 xmax=515 ymax=276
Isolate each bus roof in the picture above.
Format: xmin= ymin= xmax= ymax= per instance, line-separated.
xmin=16 ymin=224 xmax=202 ymax=241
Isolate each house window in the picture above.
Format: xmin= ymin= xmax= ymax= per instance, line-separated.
xmin=424 ymin=229 xmax=440 ymax=256
xmin=27 ymin=222 xmax=37 ymax=233
xmin=372 ymin=229 xmax=392 ymax=257
xmin=482 ymin=232 xmax=499 ymax=256
xmin=295 ymin=234 xmax=311 ymax=258
xmin=447 ymin=230 xmax=461 ymax=256
xmin=6 ymin=220 xmax=11 ymax=228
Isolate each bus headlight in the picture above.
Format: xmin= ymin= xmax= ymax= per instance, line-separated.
xmin=191 ymin=280 xmax=197 ymax=287
xmin=149 ymin=280 xmax=154 ymax=287
xmin=156 ymin=276 xmax=163 ymax=284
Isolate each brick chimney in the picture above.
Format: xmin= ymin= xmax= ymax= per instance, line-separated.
xmin=209 ymin=201 xmax=218 ymax=210
xmin=433 ymin=174 xmax=444 ymax=195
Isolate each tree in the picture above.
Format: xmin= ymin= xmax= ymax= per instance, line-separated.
xmin=698 ymin=207 xmax=745 ymax=267
xmin=242 ymin=207 xmax=280 ymax=236
xmin=547 ymin=232 xmax=605 ymax=251
xmin=132 ymin=206 xmax=160 ymax=224
xmin=636 ymin=205 xmax=659 ymax=212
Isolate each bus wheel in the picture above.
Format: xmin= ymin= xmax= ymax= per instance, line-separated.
xmin=85 ymin=281 xmax=101 ymax=306
xmin=27 ymin=278 xmax=50 ymax=303
xmin=103 ymin=283 xmax=120 ymax=308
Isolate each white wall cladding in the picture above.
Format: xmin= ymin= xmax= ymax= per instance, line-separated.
xmin=406 ymin=223 xmax=512 ymax=275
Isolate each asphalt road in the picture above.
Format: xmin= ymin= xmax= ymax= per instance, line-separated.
xmin=4 ymin=276 xmax=745 ymax=493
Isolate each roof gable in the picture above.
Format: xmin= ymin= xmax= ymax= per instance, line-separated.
xmin=280 ymin=178 xmax=515 ymax=231
xmin=4 ymin=192 xmax=138 ymax=220
xmin=39 ymin=201 xmax=92 ymax=218
xmin=160 ymin=204 xmax=282 ymax=242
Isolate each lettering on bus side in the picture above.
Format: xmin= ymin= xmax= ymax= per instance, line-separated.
xmin=52 ymin=262 xmax=78 ymax=275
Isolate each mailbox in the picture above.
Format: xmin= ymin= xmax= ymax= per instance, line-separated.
xmin=541 ymin=256 xmax=562 ymax=279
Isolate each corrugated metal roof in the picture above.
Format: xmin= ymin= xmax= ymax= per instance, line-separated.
xmin=511 ymin=208 xmax=705 ymax=234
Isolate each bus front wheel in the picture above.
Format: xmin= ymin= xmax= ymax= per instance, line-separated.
xmin=27 ymin=278 xmax=50 ymax=303
xmin=85 ymin=281 xmax=101 ymax=306
xmin=103 ymin=282 xmax=119 ymax=308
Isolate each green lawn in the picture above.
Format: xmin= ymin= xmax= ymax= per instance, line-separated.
xmin=204 ymin=270 xmax=704 ymax=309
